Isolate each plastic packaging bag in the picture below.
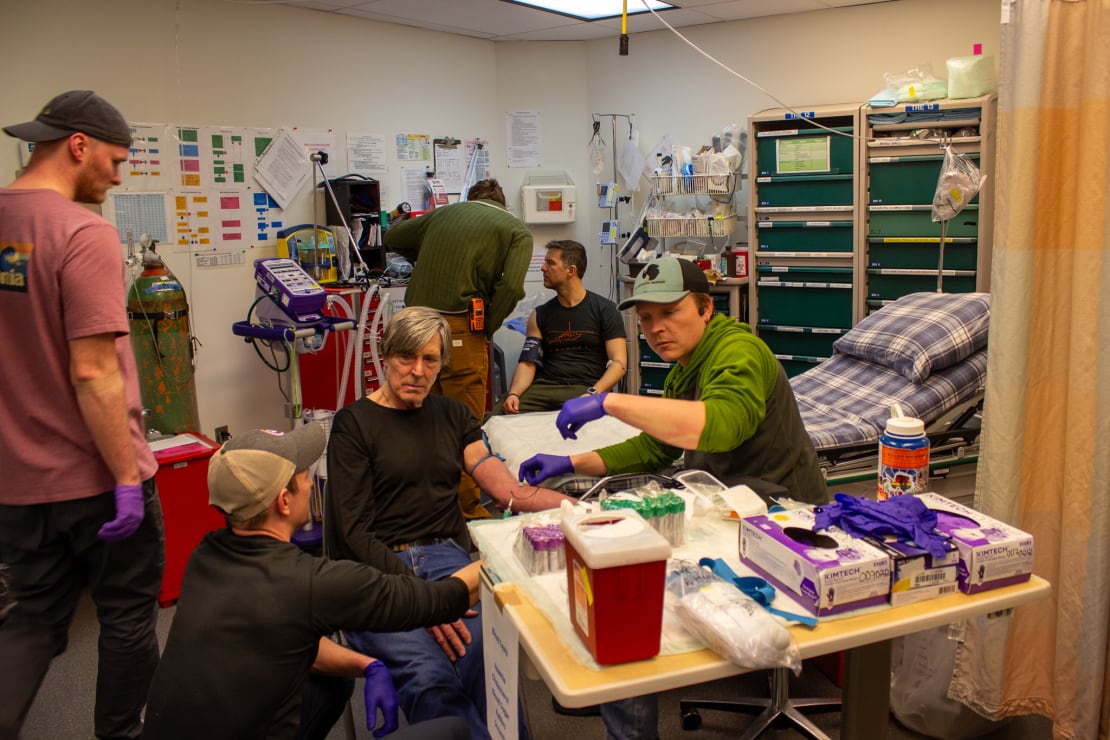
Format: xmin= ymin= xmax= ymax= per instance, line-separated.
xmin=883 ymin=64 xmax=947 ymax=103
xmin=947 ymin=55 xmax=995 ymax=99
xmin=618 ymin=128 xmax=645 ymax=193
xmin=932 ymin=145 xmax=985 ymax=222
xmin=667 ymin=560 xmax=801 ymax=673
xmin=890 ymin=624 xmax=1012 ymax=739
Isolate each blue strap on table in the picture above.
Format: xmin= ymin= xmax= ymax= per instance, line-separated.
xmin=699 ymin=557 xmax=818 ymax=628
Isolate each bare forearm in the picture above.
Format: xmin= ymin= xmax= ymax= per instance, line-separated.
xmin=507 ymin=362 xmax=536 ymax=397
xmin=603 ymin=393 xmax=705 ymax=449
xmin=591 ymin=363 xmax=625 ymax=393
xmin=71 ymin=336 xmax=140 ymax=486
xmin=473 ymin=458 xmax=574 ymax=512
xmin=312 ymin=637 xmax=373 ymax=677
xmin=568 ymin=450 xmax=608 ymax=476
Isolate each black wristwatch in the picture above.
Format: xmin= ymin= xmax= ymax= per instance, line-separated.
xmin=586 ymin=387 xmax=599 ymax=395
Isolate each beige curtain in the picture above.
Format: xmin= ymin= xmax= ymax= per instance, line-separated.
xmin=948 ymin=1 xmax=1110 ymax=739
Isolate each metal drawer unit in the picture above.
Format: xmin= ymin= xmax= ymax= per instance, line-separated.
xmin=748 ymin=104 xmax=864 ymax=376
xmin=861 ymin=95 xmax=996 ymax=312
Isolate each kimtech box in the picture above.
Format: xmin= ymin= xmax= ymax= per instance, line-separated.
xmin=739 ymin=507 xmax=891 ymax=616
xmin=916 ymin=492 xmax=1034 ymax=594
xmin=869 ymin=535 xmax=960 ymax=607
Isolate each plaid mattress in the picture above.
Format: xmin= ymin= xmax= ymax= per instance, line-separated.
xmin=790 ymin=349 xmax=988 ymax=452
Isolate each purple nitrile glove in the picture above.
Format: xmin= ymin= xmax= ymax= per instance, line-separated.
xmin=555 ymin=392 xmax=609 ymax=440
xmin=97 ymin=483 xmax=145 ymax=542
xmin=364 ymin=661 xmax=399 ymax=738
xmin=518 ymin=453 xmax=574 ymax=487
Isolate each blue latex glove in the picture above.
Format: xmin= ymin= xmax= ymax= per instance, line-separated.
xmin=97 ymin=483 xmax=145 ymax=542
xmin=555 ymin=393 xmax=609 ymax=440
xmin=518 ymin=453 xmax=573 ymax=487
xmin=363 ymin=661 xmax=399 ymax=738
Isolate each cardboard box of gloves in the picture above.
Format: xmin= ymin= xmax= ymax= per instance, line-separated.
xmin=739 ymin=493 xmax=1034 ymax=616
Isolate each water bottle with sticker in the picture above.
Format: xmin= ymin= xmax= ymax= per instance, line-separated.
xmin=878 ymin=403 xmax=929 ymax=500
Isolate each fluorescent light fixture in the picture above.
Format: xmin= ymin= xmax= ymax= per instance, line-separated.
xmin=503 ymin=0 xmax=676 ymax=22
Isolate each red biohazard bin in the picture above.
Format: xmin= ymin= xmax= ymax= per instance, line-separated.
xmin=561 ymin=509 xmax=671 ymax=665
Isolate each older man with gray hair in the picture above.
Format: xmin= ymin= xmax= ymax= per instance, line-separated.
xmin=326 ymin=306 xmax=572 ymax=739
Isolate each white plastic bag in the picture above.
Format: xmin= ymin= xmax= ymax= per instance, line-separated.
xmin=890 ymin=625 xmax=1012 ymax=739
xmin=932 ymin=145 xmax=985 ymax=222
xmin=667 ymin=560 xmax=800 ymax=673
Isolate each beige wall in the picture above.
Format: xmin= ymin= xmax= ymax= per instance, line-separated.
xmin=0 ymin=0 xmax=999 ymax=438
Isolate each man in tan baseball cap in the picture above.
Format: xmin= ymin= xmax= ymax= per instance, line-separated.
xmin=143 ymin=423 xmax=477 ymax=740
xmin=206 ymin=423 xmax=327 ymax=524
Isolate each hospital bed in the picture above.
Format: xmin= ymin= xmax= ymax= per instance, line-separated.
xmin=790 ymin=290 xmax=990 ymax=485
xmin=483 ymin=291 xmax=990 ymax=494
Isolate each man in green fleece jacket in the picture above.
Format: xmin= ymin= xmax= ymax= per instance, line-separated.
xmin=519 ymin=254 xmax=825 ymax=504
xmin=385 ymin=178 xmax=532 ymax=519
xmin=518 ymin=255 xmax=827 ymax=740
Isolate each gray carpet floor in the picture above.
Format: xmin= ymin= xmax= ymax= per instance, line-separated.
xmin=21 ymin=594 xmax=1052 ymax=740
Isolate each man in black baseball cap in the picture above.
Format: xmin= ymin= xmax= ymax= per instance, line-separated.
xmin=0 ymin=89 xmax=158 ymax=740
xmin=3 ymin=89 xmax=132 ymax=147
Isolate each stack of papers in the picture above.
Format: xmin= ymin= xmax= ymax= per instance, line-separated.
xmin=149 ymin=433 xmax=217 ymax=459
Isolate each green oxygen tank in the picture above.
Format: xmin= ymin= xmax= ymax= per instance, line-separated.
xmin=127 ymin=248 xmax=200 ymax=435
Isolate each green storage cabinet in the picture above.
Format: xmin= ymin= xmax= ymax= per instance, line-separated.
xmin=756 ymin=174 xmax=853 ymax=207
xmin=869 ymin=154 xmax=980 ymax=205
xmin=868 ymin=238 xmax=978 ymax=271
xmin=755 ymin=127 xmax=855 ymax=176
xmin=756 ymin=220 xmax=854 ymax=253
xmin=868 ymin=205 xmax=981 ymax=238
xmin=756 ymin=266 xmax=854 ymax=329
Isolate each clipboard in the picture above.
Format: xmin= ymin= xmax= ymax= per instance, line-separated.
xmin=433 ymin=137 xmax=464 ymax=193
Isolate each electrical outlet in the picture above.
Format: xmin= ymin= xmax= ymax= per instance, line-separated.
xmin=214 ymin=425 xmax=231 ymax=444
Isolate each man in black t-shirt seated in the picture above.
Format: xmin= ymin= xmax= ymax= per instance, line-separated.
xmin=493 ymin=240 xmax=627 ymax=415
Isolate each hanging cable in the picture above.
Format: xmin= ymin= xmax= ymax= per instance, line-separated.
xmin=636 ymin=0 xmax=860 ymax=141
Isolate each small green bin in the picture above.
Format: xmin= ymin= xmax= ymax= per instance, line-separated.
xmin=639 ymin=364 xmax=673 ymax=393
xmin=758 ymin=326 xmax=844 ymax=359
xmin=756 ymin=267 xmax=853 ymax=329
xmin=866 ymin=272 xmax=978 ymax=301
xmin=757 ymin=220 xmax=854 ymax=252
xmin=757 ymin=174 xmax=853 ymax=207
xmin=868 ymin=240 xmax=978 ymax=270
xmin=868 ymin=205 xmax=981 ymax=238
xmin=777 ymin=355 xmax=824 ymax=378
xmin=869 ymin=155 xmax=980 ymax=205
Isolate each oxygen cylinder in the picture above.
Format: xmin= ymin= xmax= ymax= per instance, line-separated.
xmin=127 ymin=250 xmax=200 ymax=435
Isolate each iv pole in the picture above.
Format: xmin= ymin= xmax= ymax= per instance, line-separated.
xmin=592 ymin=112 xmax=635 ymax=302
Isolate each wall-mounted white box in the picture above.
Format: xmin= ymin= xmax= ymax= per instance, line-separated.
xmin=521 ymin=172 xmax=576 ymax=224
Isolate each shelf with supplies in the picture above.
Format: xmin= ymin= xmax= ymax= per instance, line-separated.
xmin=643 ymin=213 xmax=738 ymax=239
xmin=648 ymin=172 xmax=737 ymax=196
xmin=861 ymin=94 xmax=996 ymax=309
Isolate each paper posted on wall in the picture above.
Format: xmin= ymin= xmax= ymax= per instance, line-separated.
xmin=254 ymin=128 xmax=311 ymax=210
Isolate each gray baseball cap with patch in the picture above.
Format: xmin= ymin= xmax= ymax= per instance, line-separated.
xmin=207 ymin=423 xmax=326 ymax=521
xmin=617 ymin=256 xmax=711 ymax=310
